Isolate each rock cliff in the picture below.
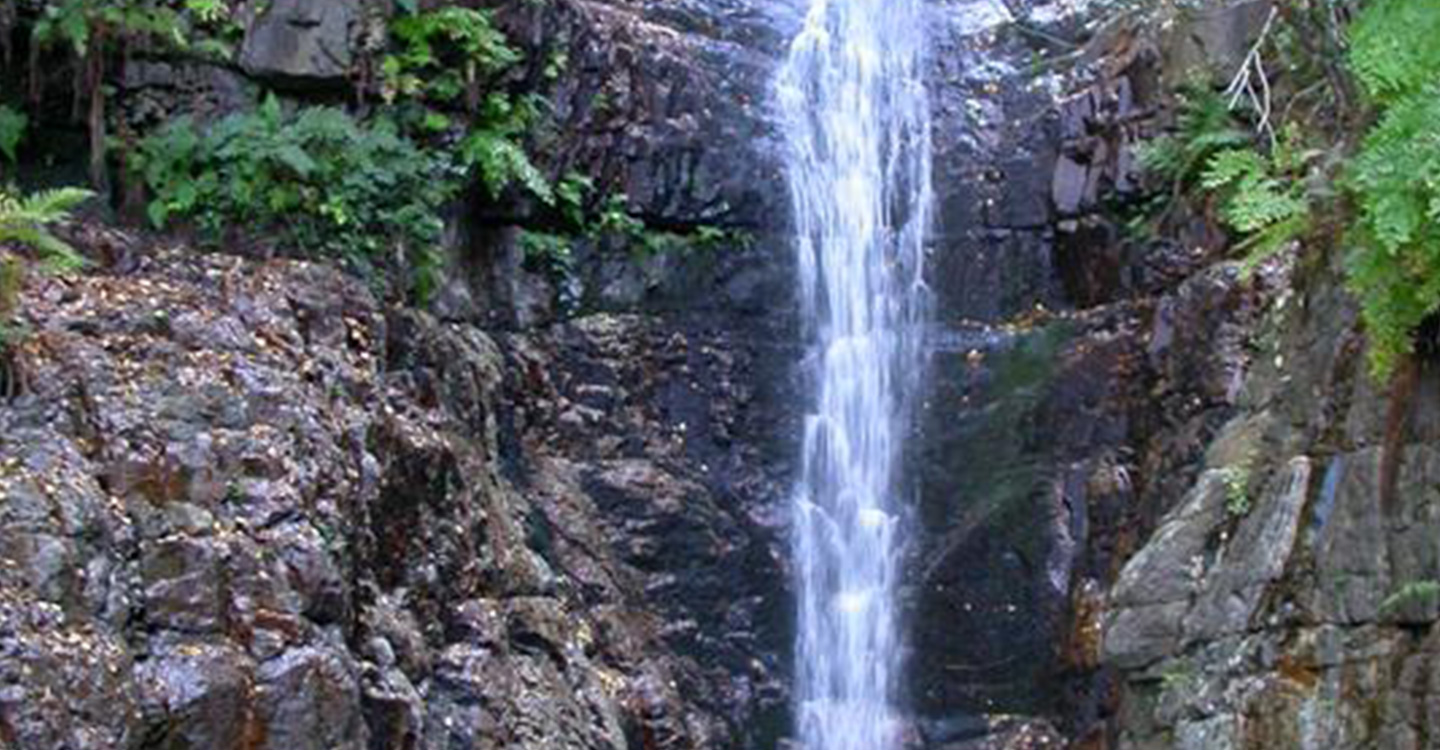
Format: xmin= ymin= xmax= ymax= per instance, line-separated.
xmin=2 ymin=1 xmax=1430 ymax=749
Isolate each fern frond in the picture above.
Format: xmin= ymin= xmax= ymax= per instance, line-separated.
xmin=0 ymin=224 xmax=86 ymax=272
xmin=1238 ymin=212 xmax=1310 ymax=276
xmin=1349 ymin=0 xmax=1440 ymax=106
xmin=19 ymin=187 xmax=94 ymax=220
xmin=0 ymin=185 xmax=91 ymax=270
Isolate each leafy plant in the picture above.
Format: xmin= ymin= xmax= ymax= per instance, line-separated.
xmin=0 ymin=185 xmax=92 ymax=270
xmin=1220 ymin=464 xmax=1252 ymax=517
xmin=1341 ymin=0 xmax=1440 ymax=377
xmin=1138 ymin=84 xmax=1252 ymax=189
xmin=0 ymin=106 xmax=27 ymax=165
xmin=31 ymin=0 xmax=185 ymax=56
xmin=460 ymin=94 xmax=551 ymax=203
xmin=382 ymin=6 xmax=519 ymax=106
xmin=518 ymin=230 xmax=573 ymax=275
xmin=131 ymin=96 xmax=456 ymax=296
xmin=1347 ymin=0 xmax=1440 ymax=109
xmin=555 ymin=172 xmax=594 ymax=228
xmin=30 ymin=0 xmax=193 ymax=186
xmin=1379 ymin=580 xmax=1440 ymax=617
xmin=1 ymin=185 xmax=91 ymax=375
xmin=382 ymin=7 xmax=550 ymax=206
xmin=1199 ymin=128 xmax=1318 ymax=271
xmin=592 ymin=193 xmax=647 ymax=240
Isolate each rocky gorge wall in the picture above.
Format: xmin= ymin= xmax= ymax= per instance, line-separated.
xmin=2 ymin=0 xmax=1432 ymax=749
xmin=1 ymin=1 xmax=804 ymax=748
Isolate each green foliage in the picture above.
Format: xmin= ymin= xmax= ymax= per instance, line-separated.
xmin=1137 ymin=85 xmax=1251 ymax=187
xmin=593 ymin=194 xmax=647 ymax=240
xmin=1199 ymin=129 xmax=1317 ymax=271
xmin=588 ymin=194 xmax=740 ymax=258
xmin=383 ymin=6 xmax=519 ymax=105
xmin=0 ymin=255 xmax=24 ymax=359
xmin=182 ymin=0 xmax=226 ymax=25
xmin=555 ymin=172 xmax=593 ymax=228
xmin=32 ymin=0 xmax=187 ymax=55
xmin=1342 ymin=0 xmax=1440 ymax=377
xmin=1379 ymin=580 xmax=1440 ymax=617
xmin=0 ymin=184 xmax=90 ymax=362
xmin=30 ymin=0 xmax=243 ymax=56
xmin=382 ymin=7 xmax=549 ymax=206
xmin=0 ymin=185 xmax=92 ymax=271
xmin=0 ymin=256 xmax=22 ymax=319
xmin=1347 ymin=0 xmax=1440 ymax=108
xmin=0 ymin=106 xmax=26 ymax=165
xmin=459 ymin=94 xmax=551 ymax=204
xmin=518 ymin=230 xmax=573 ymax=276
xmin=1220 ymin=464 xmax=1252 ymax=517
xmin=131 ymin=97 xmax=455 ymax=293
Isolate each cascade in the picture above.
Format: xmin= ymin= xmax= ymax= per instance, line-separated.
xmin=776 ymin=0 xmax=934 ymax=747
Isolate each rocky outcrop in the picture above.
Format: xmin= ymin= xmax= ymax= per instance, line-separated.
xmin=905 ymin=2 xmax=1280 ymax=745
xmin=493 ymin=0 xmax=793 ymax=230
xmin=0 ymin=242 xmax=793 ymax=749
xmin=239 ymin=0 xmax=369 ymax=87
xmin=1099 ymin=249 xmax=1440 ymax=750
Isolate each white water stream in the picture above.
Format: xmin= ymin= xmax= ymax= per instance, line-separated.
xmin=777 ymin=0 xmax=934 ymax=747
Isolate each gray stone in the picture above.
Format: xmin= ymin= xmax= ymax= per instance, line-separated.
xmin=1160 ymin=0 xmax=1276 ymax=85
xmin=1103 ymin=471 xmax=1228 ymax=668
xmin=255 ymin=645 xmax=366 ymax=750
xmin=136 ymin=642 xmax=257 ymax=750
xmin=239 ymin=0 xmax=361 ymax=86
xmin=1185 ymin=457 xmax=1311 ymax=643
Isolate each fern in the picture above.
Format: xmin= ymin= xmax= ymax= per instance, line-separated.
xmin=1347 ymin=0 xmax=1440 ymax=108
xmin=461 ymin=129 xmax=552 ymax=204
xmin=1138 ymin=85 xmax=1252 ymax=187
xmin=0 ymin=186 xmax=92 ymax=270
xmin=556 ymin=172 xmax=594 ymax=228
xmin=131 ymin=99 xmax=454 ymax=296
xmin=1198 ymin=137 xmax=1313 ymax=272
xmin=1342 ymin=0 xmax=1440 ymax=377
xmin=383 ymin=6 xmax=520 ymax=106
xmin=518 ymin=230 xmax=573 ymax=275
xmin=0 ymin=185 xmax=90 ymax=364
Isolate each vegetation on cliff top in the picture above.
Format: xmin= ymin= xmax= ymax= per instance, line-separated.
xmin=1341 ymin=0 xmax=1440 ymax=377
xmin=1135 ymin=0 xmax=1440 ymax=378
xmin=3 ymin=0 xmax=726 ymax=308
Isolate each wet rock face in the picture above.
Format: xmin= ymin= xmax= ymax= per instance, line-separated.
xmin=903 ymin=5 xmax=1280 ymax=741
xmin=0 ymin=246 xmax=794 ymax=750
xmin=494 ymin=0 xmax=796 ymax=230
xmin=1098 ymin=250 xmax=1440 ymax=750
xmin=925 ymin=5 xmax=1069 ymax=325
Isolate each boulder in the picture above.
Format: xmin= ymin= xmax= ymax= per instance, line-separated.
xmin=239 ymin=0 xmax=362 ymax=87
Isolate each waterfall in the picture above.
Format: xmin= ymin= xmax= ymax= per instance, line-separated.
xmin=777 ymin=0 xmax=933 ymax=747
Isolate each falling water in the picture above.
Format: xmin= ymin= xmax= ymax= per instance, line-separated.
xmin=777 ymin=0 xmax=933 ymax=748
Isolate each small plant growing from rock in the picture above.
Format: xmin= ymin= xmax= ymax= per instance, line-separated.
xmin=0 ymin=184 xmax=91 ymax=394
xmin=1379 ymin=580 xmax=1440 ymax=617
xmin=0 ymin=105 xmax=26 ymax=167
xmin=1199 ymin=125 xmax=1318 ymax=273
xmin=0 ymin=185 xmax=91 ymax=270
xmin=1221 ymin=464 xmax=1252 ymax=517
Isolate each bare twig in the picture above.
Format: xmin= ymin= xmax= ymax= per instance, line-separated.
xmin=1224 ymin=6 xmax=1280 ymax=149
